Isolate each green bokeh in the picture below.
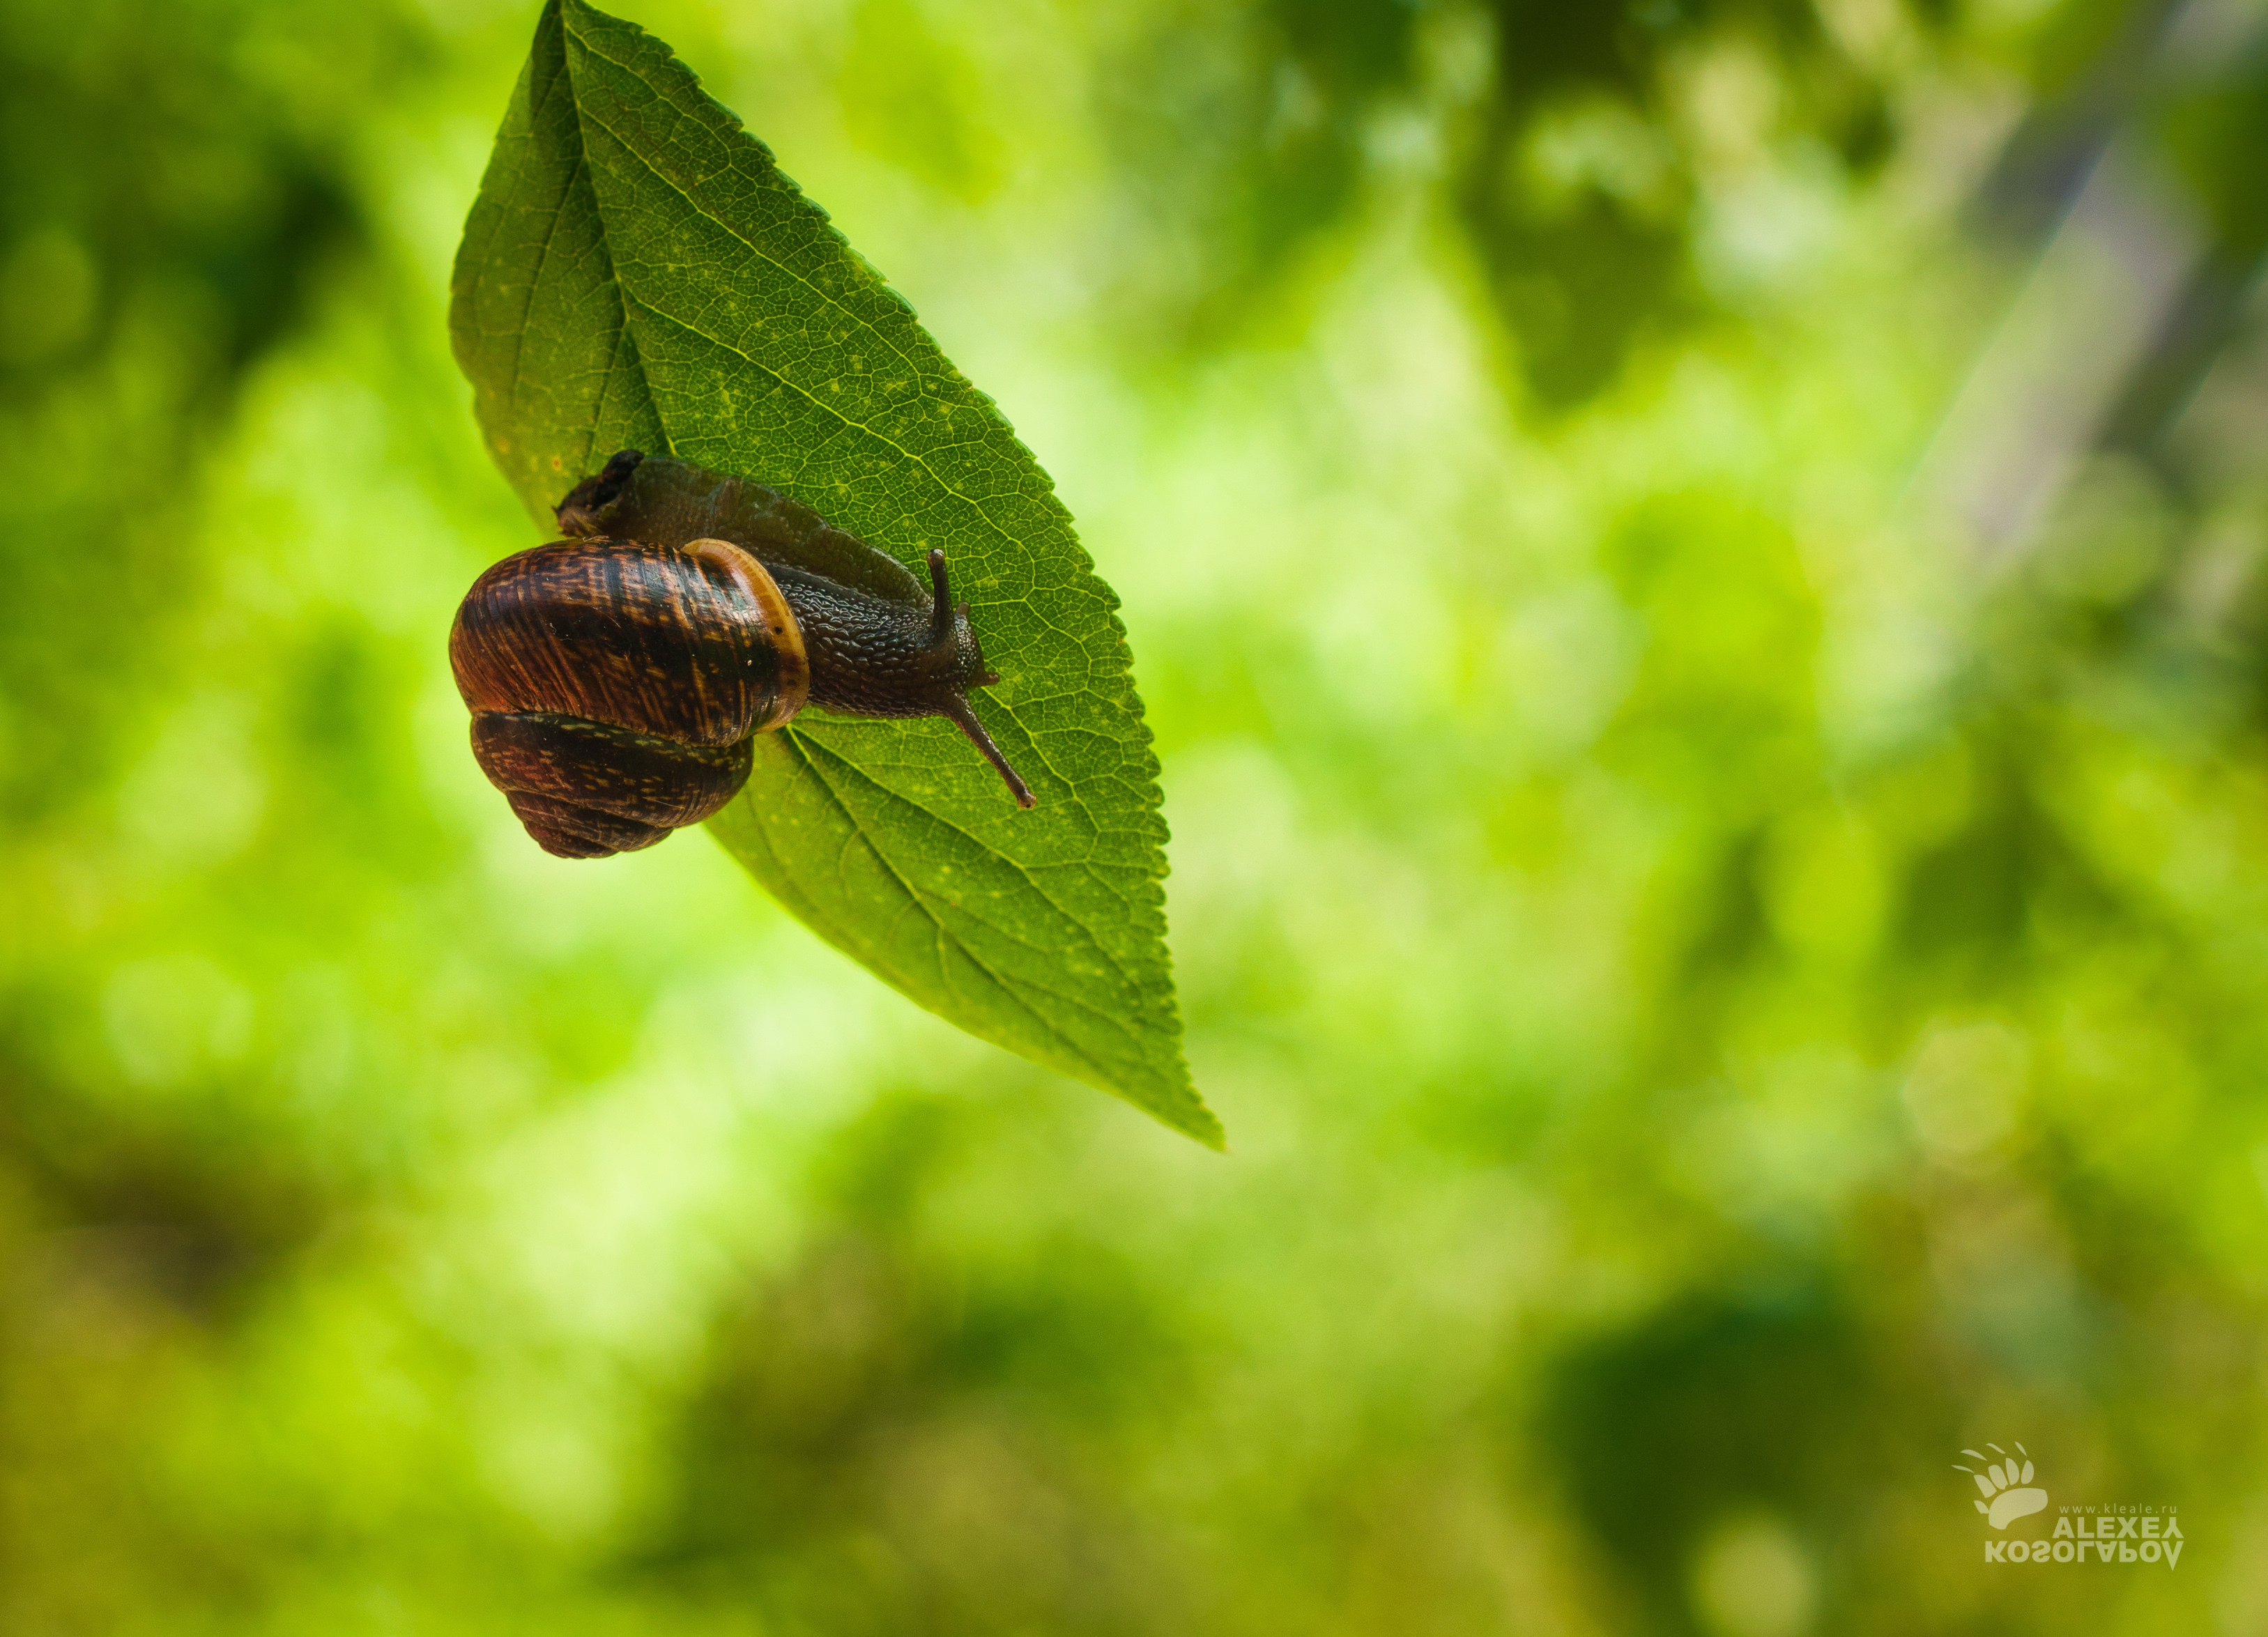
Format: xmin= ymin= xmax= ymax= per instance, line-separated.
xmin=3 ymin=0 xmax=2264 ymax=1632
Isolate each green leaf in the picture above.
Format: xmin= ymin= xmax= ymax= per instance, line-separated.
xmin=447 ymin=0 xmax=1217 ymax=1146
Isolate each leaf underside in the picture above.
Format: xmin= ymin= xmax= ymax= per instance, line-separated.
xmin=450 ymin=0 xmax=1216 ymax=1145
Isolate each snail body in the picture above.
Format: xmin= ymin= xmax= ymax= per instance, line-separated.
xmin=452 ymin=450 xmax=1033 ymax=859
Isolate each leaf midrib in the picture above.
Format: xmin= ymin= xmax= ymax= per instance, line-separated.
xmin=782 ymin=728 xmax=1157 ymax=1089
xmin=561 ymin=8 xmax=1058 ymax=569
xmin=553 ymin=24 xmax=1133 ymax=1079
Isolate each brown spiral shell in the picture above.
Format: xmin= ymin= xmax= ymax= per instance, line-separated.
xmin=450 ymin=536 xmax=807 ymax=858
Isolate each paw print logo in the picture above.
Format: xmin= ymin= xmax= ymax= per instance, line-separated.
xmin=1956 ymin=1443 xmax=2047 ymax=1530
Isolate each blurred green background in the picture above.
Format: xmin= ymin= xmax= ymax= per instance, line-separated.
xmin=6 ymin=0 xmax=2268 ymax=1630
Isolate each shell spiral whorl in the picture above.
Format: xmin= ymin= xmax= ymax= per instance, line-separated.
xmin=450 ymin=536 xmax=806 ymax=858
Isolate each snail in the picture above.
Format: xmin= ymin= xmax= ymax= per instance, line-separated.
xmin=451 ymin=449 xmax=1034 ymax=859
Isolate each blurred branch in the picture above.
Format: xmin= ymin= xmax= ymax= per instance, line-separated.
xmin=1915 ymin=0 xmax=2268 ymax=563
